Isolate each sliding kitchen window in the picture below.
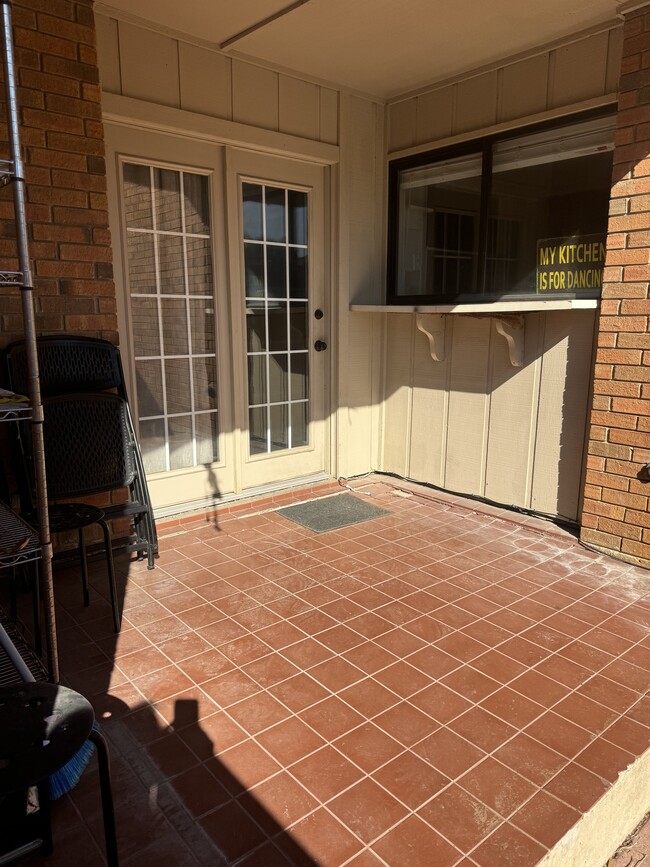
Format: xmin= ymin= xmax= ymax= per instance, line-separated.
xmin=388 ymin=111 xmax=615 ymax=305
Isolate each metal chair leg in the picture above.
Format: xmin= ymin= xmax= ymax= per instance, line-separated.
xmin=78 ymin=526 xmax=90 ymax=607
xmin=31 ymin=560 xmax=41 ymax=656
xmin=88 ymin=729 xmax=119 ymax=867
xmin=98 ymin=519 xmax=120 ymax=632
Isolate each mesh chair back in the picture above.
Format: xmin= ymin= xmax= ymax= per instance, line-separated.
xmin=6 ymin=337 xmax=124 ymax=398
xmin=41 ymin=393 xmax=136 ymax=499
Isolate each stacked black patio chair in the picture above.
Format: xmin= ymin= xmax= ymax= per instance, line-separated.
xmin=5 ymin=337 xmax=158 ymax=572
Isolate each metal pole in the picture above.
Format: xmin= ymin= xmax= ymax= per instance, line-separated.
xmin=0 ymin=0 xmax=59 ymax=682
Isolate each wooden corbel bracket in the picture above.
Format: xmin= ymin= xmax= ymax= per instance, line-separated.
xmin=415 ymin=313 xmax=446 ymax=362
xmin=494 ymin=315 xmax=524 ymax=367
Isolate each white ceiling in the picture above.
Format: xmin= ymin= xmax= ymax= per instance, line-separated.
xmin=100 ymin=0 xmax=622 ymax=99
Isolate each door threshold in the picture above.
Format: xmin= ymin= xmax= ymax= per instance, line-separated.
xmin=154 ymin=472 xmax=334 ymax=522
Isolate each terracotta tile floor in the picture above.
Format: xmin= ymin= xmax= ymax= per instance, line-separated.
xmin=16 ymin=477 xmax=650 ymax=865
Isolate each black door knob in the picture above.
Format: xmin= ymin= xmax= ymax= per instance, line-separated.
xmin=314 ymin=340 xmax=327 ymax=352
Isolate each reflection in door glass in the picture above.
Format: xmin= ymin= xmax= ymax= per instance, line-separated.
xmin=122 ymin=162 xmax=219 ymax=474
xmin=242 ymin=182 xmax=310 ymax=455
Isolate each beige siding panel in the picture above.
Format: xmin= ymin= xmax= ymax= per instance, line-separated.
xmin=232 ymin=60 xmax=279 ymax=131
xmin=606 ymin=28 xmax=624 ymax=95
xmin=179 ymin=43 xmax=232 ymax=120
xmin=415 ymin=87 xmax=454 ymax=147
xmin=409 ymin=317 xmax=450 ymax=486
xmin=348 ymin=97 xmax=381 ymax=304
xmin=445 ymin=317 xmax=491 ymax=494
xmin=382 ymin=315 xmax=414 ymax=477
xmin=95 ymin=15 xmax=121 ymax=95
xmin=279 ymin=77 xmax=319 ymax=140
xmin=118 ymin=23 xmax=180 ymax=108
xmin=345 ymin=313 xmax=377 ymax=475
xmin=484 ymin=316 xmax=543 ymax=508
xmin=388 ymin=99 xmax=417 ymax=153
xmin=531 ymin=310 xmax=596 ymax=521
xmin=498 ymin=54 xmax=549 ymax=123
xmin=454 ymin=72 xmax=497 ymax=135
xmin=320 ymin=88 xmax=339 ymax=145
xmin=549 ymin=32 xmax=609 ymax=108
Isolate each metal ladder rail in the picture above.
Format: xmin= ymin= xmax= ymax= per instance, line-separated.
xmin=0 ymin=0 xmax=59 ymax=683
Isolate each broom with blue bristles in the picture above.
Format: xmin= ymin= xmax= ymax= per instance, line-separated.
xmin=0 ymin=621 xmax=97 ymax=798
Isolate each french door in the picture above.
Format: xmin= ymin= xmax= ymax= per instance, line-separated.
xmin=227 ymin=150 xmax=329 ymax=491
xmin=109 ymin=127 xmax=330 ymax=511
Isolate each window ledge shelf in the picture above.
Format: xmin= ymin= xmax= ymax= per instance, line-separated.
xmin=350 ymin=299 xmax=599 ymax=314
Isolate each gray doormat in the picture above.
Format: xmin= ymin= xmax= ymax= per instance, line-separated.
xmin=277 ymin=493 xmax=390 ymax=533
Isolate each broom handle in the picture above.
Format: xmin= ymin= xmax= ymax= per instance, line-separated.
xmin=0 ymin=622 xmax=36 ymax=682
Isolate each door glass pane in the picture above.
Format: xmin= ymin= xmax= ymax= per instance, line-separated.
xmin=266 ymin=246 xmax=287 ymax=298
xmin=248 ymin=355 xmax=267 ymax=405
xmin=135 ymin=359 xmax=164 ymax=417
xmin=183 ymin=173 xmax=210 ymax=234
xmin=158 ymin=234 xmax=185 ymax=294
xmin=165 ymin=358 xmax=191 ymax=414
xmin=154 ymin=168 xmax=182 ymax=231
xmin=270 ymin=404 xmax=288 ymax=451
xmin=244 ymin=244 xmax=264 ymax=297
xmin=246 ymin=306 xmax=266 ymax=352
xmin=123 ymin=164 xmax=152 ymax=229
xmin=169 ymin=416 xmax=194 ymax=470
xmin=268 ymin=303 xmax=288 ymax=352
xmin=123 ymin=162 xmax=220 ymax=472
xmin=269 ymin=354 xmax=288 ymax=403
xmin=193 ymin=357 xmax=218 ymax=412
xmin=161 ymin=299 xmax=188 ymax=355
xmin=288 ymin=190 xmax=307 ymax=245
xmin=289 ymin=248 xmax=307 ymax=298
xmin=291 ymin=402 xmax=308 ymax=447
xmin=249 ymin=407 xmax=267 ymax=454
xmin=127 ymin=234 xmax=155 ymax=293
xmin=265 ymin=187 xmax=286 ymax=243
xmin=196 ymin=413 xmax=219 ymax=464
xmin=242 ymin=181 xmax=310 ymax=455
xmin=186 ymin=238 xmax=213 ymax=295
xmin=131 ymin=297 xmax=160 ymax=356
xmin=139 ymin=419 xmax=166 ymax=473
xmin=289 ymin=302 xmax=308 ymax=350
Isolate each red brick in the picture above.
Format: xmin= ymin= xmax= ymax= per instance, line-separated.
xmin=60 ymin=243 xmax=112 ymax=262
xmin=36 ymin=260 xmax=95 ymax=279
xmin=60 ymin=279 xmax=115 ymax=297
xmin=609 ymin=429 xmax=650 ymax=448
xmin=598 ymin=517 xmax=643 ymax=541
xmin=590 ymin=411 xmax=638 ymax=430
xmin=618 ymin=333 xmax=650 ymax=349
xmin=621 ymin=538 xmax=650 ymax=559
xmin=602 ymin=488 xmax=648 ymax=510
xmin=596 ymin=348 xmax=643 ymax=365
xmin=580 ymin=528 xmax=622 ymax=551
xmin=586 ymin=455 xmax=606 ymax=471
xmin=589 ymin=441 xmax=633 ymax=460
xmin=593 ymin=380 xmax=640 ymax=398
xmin=582 ymin=499 xmax=626 ymax=521
xmin=601 ymin=282 xmax=648 ymax=299
xmin=610 ymin=398 xmax=650 ymax=415
xmin=605 ymin=247 xmax=649 ymax=264
xmin=620 ymin=299 xmax=650 ymax=314
xmin=585 ymin=470 xmax=629 ymax=491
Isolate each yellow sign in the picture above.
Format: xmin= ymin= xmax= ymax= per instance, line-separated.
xmin=537 ymin=234 xmax=606 ymax=294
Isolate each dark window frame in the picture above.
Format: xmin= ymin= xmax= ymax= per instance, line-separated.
xmin=386 ymin=107 xmax=615 ymax=306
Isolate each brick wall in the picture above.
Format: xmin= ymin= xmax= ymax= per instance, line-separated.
xmin=0 ymin=0 xmax=116 ymax=348
xmin=581 ymin=4 xmax=650 ymax=567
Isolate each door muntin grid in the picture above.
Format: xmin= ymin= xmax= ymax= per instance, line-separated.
xmin=122 ymin=162 xmax=219 ymax=474
xmin=242 ymin=182 xmax=310 ymax=455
